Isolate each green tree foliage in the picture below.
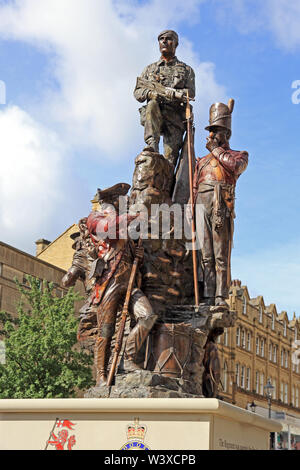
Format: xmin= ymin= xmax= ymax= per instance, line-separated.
xmin=0 ymin=276 xmax=93 ymax=398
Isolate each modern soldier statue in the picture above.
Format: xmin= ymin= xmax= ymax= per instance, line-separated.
xmin=192 ymin=99 xmax=248 ymax=307
xmin=134 ymin=30 xmax=195 ymax=167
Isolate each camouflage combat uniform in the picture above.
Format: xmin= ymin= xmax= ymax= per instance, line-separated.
xmin=134 ymin=56 xmax=195 ymax=167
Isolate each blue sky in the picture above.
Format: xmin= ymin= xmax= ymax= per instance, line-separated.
xmin=0 ymin=0 xmax=299 ymax=316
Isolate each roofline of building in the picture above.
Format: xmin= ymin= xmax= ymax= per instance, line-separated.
xmin=0 ymin=240 xmax=67 ymax=274
xmin=233 ymin=284 xmax=299 ymax=326
xmin=36 ymin=223 xmax=78 ymax=256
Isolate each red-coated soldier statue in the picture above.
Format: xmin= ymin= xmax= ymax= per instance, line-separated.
xmin=62 ymin=183 xmax=157 ymax=387
xmin=192 ymin=99 xmax=248 ymax=307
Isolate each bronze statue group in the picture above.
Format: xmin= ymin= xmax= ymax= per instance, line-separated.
xmin=62 ymin=30 xmax=248 ymax=398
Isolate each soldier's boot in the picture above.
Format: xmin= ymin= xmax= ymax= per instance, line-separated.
xmin=94 ymin=336 xmax=112 ymax=386
xmin=202 ymin=258 xmax=216 ymax=301
xmin=215 ymin=296 xmax=228 ymax=307
xmin=124 ymin=316 xmax=157 ymax=371
xmin=203 ymin=297 xmax=215 ymax=306
xmin=215 ymin=254 xmax=230 ymax=301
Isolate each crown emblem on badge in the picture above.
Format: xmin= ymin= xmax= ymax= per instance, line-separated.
xmin=127 ymin=418 xmax=146 ymax=441
xmin=121 ymin=417 xmax=150 ymax=450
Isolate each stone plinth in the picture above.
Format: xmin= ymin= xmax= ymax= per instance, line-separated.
xmin=0 ymin=398 xmax=282 ymax=450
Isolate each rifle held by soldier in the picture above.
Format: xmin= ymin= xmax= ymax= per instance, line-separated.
xmin=136 ymin=77 xmax=195 ymax=104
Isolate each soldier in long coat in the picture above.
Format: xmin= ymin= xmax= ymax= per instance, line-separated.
xmin=192 ymin=100 xmax=248 ymax=306
xmin=62 ymin=184 xmax=157 ymax=386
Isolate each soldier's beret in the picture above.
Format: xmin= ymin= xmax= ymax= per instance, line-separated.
xmin=96 ymin=182 xmax=131 ymax=202
xmin=158 ymin=30 xmax=179 ymax=45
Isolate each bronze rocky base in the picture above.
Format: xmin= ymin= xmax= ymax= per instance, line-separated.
xmin=84 ymin=370 xmax=203 ymax=399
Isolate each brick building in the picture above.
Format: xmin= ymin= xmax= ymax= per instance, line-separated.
xmin=219 ymin=280 xmax=300 ymax=448
xmin=0 ymin=241 xmax=84 ymax=361
xmin=0 ymin=241 xmax=70 ymax=315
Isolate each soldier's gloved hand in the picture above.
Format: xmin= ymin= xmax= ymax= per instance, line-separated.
xmin=61 ymin=268 xmax=80 ymax=288
xmin=206 ymin=137 xmax=219 ymax=153
xmin=186 ymin=203 xmax=194 ymax=223
xmin=174 ymin=90 xmax=185 ymax=102
xmin=135 ymin=246 xmax=144 ymax=261
xmin=165 ymin=87 xmax=175 ymax=100
xmin=147 ymin=90 xmax=158 ymax=101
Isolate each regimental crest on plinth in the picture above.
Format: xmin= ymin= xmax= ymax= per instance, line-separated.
xmin=120 ymin=418 xmax=150 ymax=450
xmin=45 ymin=419 xmax=77 ymax=451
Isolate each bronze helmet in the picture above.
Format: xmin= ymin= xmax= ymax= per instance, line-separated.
xmin=205 ymin=99 xmax=235 ymax=136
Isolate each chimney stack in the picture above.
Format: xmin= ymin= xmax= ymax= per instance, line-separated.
xmin=35 ymin=239 xmax=51 ymax=256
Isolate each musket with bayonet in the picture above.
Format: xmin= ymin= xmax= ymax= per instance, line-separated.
xmin=106 ymin=238 xmax=143 ymax=387
xmin=136 ymin=77 xmax=195 ymax=104
xmin=186 ymin=91 xmax=200 ymax=306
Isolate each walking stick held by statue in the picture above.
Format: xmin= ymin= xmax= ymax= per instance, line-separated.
xmin=186 ymin=91 xmax=200 ymax=306
xmin=107 ymin=238 xmax=143 ymax=387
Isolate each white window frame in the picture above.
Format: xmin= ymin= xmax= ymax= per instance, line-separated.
xmin=259 ymin=306 xmax=263 ymax=323
xmin=269 ymin=342 xmax=272 ymax=361
xmin=224 ymin=328 xmax=228 ymax=347
xmin=256 ymin=336 xmax=259 ymax=355
xmin=241 ymin=366 xmax=245 ymax=389
xmin=260 ymin=338 xmax=265 ymax=357
xmin=242 ymin=296 xmax=247 ymax=315
xmin=223 ymin=362 xmax=228 ymax=392
xmin=236 ymin=363 xmax=240 ymax=386
xmin=247 ymin=332 xmax=251 ymax=351
xmin=285 ymin=351 xmax=288 ymax=368
xmin=273 ymin=345 xmax=277 ymax=363
xmin=242 ymin=329 xmax=246 ymax=349
xmin=284 ymin=384 xmax=288 ymax=404
xmin=236 ymin=327 xmax=241 ymax=347
xmin=246 ymin=368 xmax=251 ymax=391
xmin=255 ymin=371 xmax=259 ymax=394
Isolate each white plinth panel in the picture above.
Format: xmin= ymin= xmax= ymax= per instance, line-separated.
xmin=0 ymin=398 xmax=282 ymax=450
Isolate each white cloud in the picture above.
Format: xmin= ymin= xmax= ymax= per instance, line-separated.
xmin=266 ymin=0 xmax=300 ymax=50
xmin=0 ymin=0 xmax=228 ymax=253
xmin=213 ymin=0 xmax=300 ymax=51
xmin=0 ymin=0 xmax=226 ymax=158
xmin=232 ymin=239 xmax=300 ymax=318
xmin=0 ymin=105 xmax=65 ymax=251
